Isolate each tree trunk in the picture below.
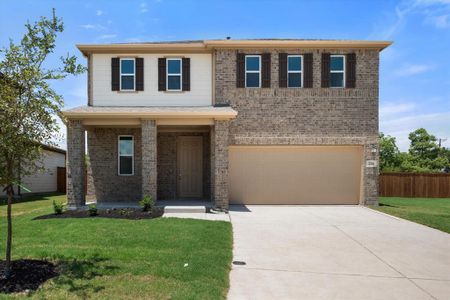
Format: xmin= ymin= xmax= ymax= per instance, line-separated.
xmin=5 ymin=184 xmax=13 ymax=279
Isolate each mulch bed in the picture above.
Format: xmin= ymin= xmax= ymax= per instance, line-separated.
xmin=0 ymin=259 xmax=58 ymax=293
xmin=33 ymin=207 xmax=164 ymax=220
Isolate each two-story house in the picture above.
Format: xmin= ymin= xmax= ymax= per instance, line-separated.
xmin=63 ymin=39 xmax=391 ymax=210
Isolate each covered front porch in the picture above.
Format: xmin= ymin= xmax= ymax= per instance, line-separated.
xmin=63 ymin=106 xmax=237 ymax=210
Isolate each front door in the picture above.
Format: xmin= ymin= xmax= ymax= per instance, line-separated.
xmin=177 ymin=136 xmax=203 ymax=198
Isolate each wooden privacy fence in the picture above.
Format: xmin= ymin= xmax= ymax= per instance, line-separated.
xmin=56 ymin=167 xmax=88 ymax=194
xmin=379 ymin=173 xmax=450 ymax=198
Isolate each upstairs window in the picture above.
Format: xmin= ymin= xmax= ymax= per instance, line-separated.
xmin=167 ymin=58 xmax=182 ymax=91
xmin=118 ymin=136 xmax=134 ymax=176
xmin=287 ymin=55 xmax=302 ymax=88
xmin=120 ymin=58 xmax=135 ymax=91
xmin=330 ymin=55 xmax=345 ymax=88
xmin=245 ymin=55 xmax=261 ymax=88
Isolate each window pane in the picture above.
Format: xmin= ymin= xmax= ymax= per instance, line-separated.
xmin=288 ymin=73 xmax=301 ymax=87
xmin=246 ymin=56 xmax=260 ymax=71
xmin=246 ymin=73 xmax=260 ymax=87
xmin=121 ymin=75 xmax=134 ymax=90
xmin=288 ymin=56 xmax=302 ymax=71
xmin=330 ymin=72 xmax=344 ymax=87
xmin=330 ymin=56 xmax=344 ymax=71
xmin=121 ymin=59 xmax=134 ymax=74
xmin=168 ymin=75 xmax=181 ymax=90
xmin=168 ymin=59 xmax=181 ymax=74
xmin=120 ymin=156 xmax=133 ymax=175
xmin=119 ymin=137 xmax=133 ymax=155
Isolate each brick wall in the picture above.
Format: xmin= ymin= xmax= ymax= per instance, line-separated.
xmin=214 ymin=48 xmax=380 ymax=205
xmin=87 ymin=127 xmax=142 ymax=203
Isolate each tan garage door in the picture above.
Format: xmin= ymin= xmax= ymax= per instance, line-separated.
xmin=229 ymin=146 xmax=362 ymax=205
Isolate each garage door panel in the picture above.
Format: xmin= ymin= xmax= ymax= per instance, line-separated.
xmin=229 ymin=146 xmax=362 ymax=205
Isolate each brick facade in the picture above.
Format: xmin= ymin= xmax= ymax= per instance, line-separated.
xmin=87 ymin=127 xmax=142 ymax=203
xmin=66 ymin=120 xmax=86 ymax=209
xmin=67 ymin=45 xmax=381 ymax=208
xmin=214 ymin=48 xmax=380 ymax=205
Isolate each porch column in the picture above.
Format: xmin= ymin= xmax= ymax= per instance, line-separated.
xmin=66 ymin=120 xmax=86 ymax=209
xmin=141 ymin=120 xmax=157 ymax=200
xmin=211 ymin=120 xmax=230 ymax=210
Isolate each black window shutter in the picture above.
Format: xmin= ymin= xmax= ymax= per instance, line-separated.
xmin=182 ymin=57 xmax=190 ymax=91
xmin=111 ymin=57 xmax=120 ymax=91
xmin=236 ymin=53 xmax=245 ymax=88
xmin=321 ymin=53 xmax=330 ymax=88
xmin=303 ymin=53 xmax=313 ymax=88
xmin=158 ymin=58 xmax=166 ymax=91
xmin=278 ymin=53 xmax=287 ymax=88
xmin=136 ymin=57 xmax=144 ymax=91
xmin=346 ymin=53 xmax=356 ymax=88
xmin=261 ymin=53 xmax=271 ymax=88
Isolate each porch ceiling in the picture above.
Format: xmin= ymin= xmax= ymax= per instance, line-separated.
xmin=62 ymin=105 xmax=237 ymax=126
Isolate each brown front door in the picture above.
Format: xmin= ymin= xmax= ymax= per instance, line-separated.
xmin=177 ymin=136 xmax=203 ymax=198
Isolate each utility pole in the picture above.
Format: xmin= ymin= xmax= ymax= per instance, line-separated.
xmin=438 ymin=138 xmax=447 ymax=148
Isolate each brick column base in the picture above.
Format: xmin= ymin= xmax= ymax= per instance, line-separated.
xmin=211 ymin=120 xmax=230 ymax=210
xmin=141 ymin=120 xmax=157 ymax=201
xmin=67 ymin=120 xmax=86 ymax=209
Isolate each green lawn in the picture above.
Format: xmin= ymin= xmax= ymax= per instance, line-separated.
xmin=372 ymin=197 xmax=450 ymax=234
xmin=0 ymin=194 xmax=233 ymax=299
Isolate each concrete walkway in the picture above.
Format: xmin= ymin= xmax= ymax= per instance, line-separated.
xmin=228 ymin=205 xmax=450 ymax=300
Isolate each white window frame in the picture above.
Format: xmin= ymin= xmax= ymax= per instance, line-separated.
xmin=245 ymin=55 xmax=261 ymax=88
xmin=287 ymin=55 xmax=303 ymax=88
xmin=330 ymin=54 xmax=346 ymax=88
xmin=166 ymin=58 xmax=182 ymax=91
xmin=118 ymin=135 xmax=134 ymax=176
xmin=119 ymin=58 xmax=136 ymax=91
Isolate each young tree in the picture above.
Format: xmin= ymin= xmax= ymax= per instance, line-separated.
xmin=0 ymin=9 xmax=85 ymax=278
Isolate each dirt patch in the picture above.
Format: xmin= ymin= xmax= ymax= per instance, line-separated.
xmin=0 ymin=259 xmax=58 ymax=293
xmin=33 ymin=207 xmax=164 ymax=220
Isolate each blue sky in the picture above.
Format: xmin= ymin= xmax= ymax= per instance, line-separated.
xmin=1 ymin=0 xmax=450 ymax=150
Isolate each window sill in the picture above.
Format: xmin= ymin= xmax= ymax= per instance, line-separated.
xmin=117 ymin=90 xmax=139 ymax=93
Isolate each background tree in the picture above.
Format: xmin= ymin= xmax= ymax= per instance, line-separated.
xmin=379 ymin=133 xmax=401 ymax=171
xmin=379 ymin=128 xmax=449 ymax=172
xmin=0 ymin=9 xmax=85 ymax=278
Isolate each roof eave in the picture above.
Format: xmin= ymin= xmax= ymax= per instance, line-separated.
xmin=76 ymin=40 xmax=393 ymax=56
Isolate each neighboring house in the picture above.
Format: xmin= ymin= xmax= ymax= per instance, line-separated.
xmin=1 ymin=145 xmax=66 ymax=196
xmin=63 ymin=39 xmax=391 ymax=209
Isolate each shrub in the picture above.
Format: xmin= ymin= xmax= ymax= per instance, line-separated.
xmin=139 ymin=195 xmax=155 ymax=212
xmin=88 ymin=204 xmax=98 ymax=216
xmin=53 ymin=200 xmax=64 ymax=215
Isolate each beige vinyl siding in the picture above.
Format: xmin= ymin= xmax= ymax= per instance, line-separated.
xmin=91 ymin=53 xmax=212 ymax=106
xmin=1 ymin=150 xmax=66 ymax=196
xmin=229 ymin=146 xmax=362 ymax=205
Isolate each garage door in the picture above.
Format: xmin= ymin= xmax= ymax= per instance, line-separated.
xmin=229 ymin=146 xmax=362 ymax=205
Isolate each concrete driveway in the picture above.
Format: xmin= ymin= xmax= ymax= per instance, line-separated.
xmin=228 ymin=206 xmax=450 ymax=300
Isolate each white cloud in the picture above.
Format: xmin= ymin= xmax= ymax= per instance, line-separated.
xmin=394 ymin=64 xmax=435 ymax=76
xmin=380 ymin=111 xmax=450 ymax=150
xmin=96 ymin=10 xmax=103 ymax=16
xmin=97 ymin=34 xmax=117 ymax=40
xmin=140 ymin=2 xmax=148 ymax=13
xmin=371 ymin=0 xmax=450 ymax=39
xmin=426 ymin=13 xmax=450 ymax=28
xmin=80 ymin=24 xmax=106 ymax=30
xmin=380 ymin=102 xmax=416 ymax=116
